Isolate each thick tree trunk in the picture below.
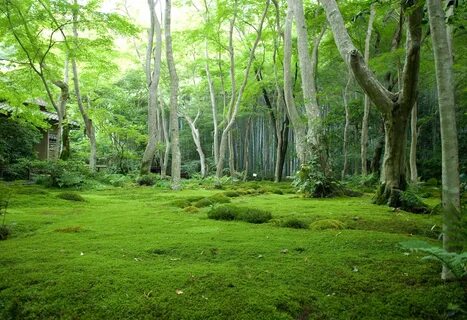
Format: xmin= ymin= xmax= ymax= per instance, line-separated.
xmin=409 ymin=102 xmax=418 ymax=182
xmin=371 ymin=122 xmax=385 ymax=175
xmin=54 ymin=76 xmax=70 ymax=160
xmin=322 ymin=0 xmax=422 ymax=207
xmin=427 ymin=0 xmax=461 ymax=280
xmin=284 ymin=0 xmax=307 ymax=164
xmin=361 ymin=4 xmax=376 ymax=176
xmin=165 ymin=0 xmax=181 ymax=190
xmin=141 ymin=0 xmax=162 ymax=174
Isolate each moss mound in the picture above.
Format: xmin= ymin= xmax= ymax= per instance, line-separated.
xmin=184 ymin=206 xmax=200 ymax=213
xmin=208 ymin=205 xmax=272 ymax=224
xmin=281 ymin=218 xmax=309 ymax=229
xmin=310 ymin=219 xmax=345 ymax=230
xmin=57 ymin=192 xmax=85 ymax=202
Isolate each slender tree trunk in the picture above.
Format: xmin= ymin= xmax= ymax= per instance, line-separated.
xmin=284 ymin=0 xmax=307 ymax=164
xmin=228 ymin=130 xmax=235 ymax=177
xmin=184 ymin=113 xmax=206 ymax=177
xmin=409 ymin=102 xmax=418 ymax=182
xmin=361 ymin=3 xmax=376 ymax=176
xmin=342 ymin=75 xmax=351 ymax=180
xmin=71 ymin=1 xmax=96 ymax=171
xmin=427 ymin=0 xmax=461 ymax=280
xmin=165 ymin=0 xmax=181 ymax=189
xmin=243 ymin=117 xmax=252 ymax=181
xmin=141 ymin=0 xmax=163 ymax=174
xmin=215 ymin=0 xmax=270 ymax=179
xmin=160 ymin=102 xmax=170 ymax=179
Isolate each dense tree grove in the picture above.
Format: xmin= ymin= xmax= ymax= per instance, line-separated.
xmin=0 ymin=0 xmax=465 ymax=278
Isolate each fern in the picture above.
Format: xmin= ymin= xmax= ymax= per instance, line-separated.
xmin=400 ymin=240 xmax=467 ymax=279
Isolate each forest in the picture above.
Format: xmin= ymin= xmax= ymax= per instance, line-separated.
xmin=0 ymin=0 xmax=466 ymax=318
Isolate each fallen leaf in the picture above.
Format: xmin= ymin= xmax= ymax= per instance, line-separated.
xmin=176 ymin=289 xmax=184 ymax=295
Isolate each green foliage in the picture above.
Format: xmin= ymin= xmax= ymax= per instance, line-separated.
xmin=208 ymin=205 xmax=272 ymax=224
xmin=136 ymin=174 xmax=157 ymax=186
xmin=31 ymin=161 xmax=89 ymax=188
xmin=0 ymin=184 xmax=12 ymax=240
xmin=56 ymin=192 xmax=85 ymax=202
xmin=96 ymin=173 xmax=133 ymax=187
xmin=293 ymin=157 xmax=343 ymax=198
xmin=183 ymin=206 xmax=200 ymax=214
xmin=281 ymin=218 xmax=309 ymax=229
xmin=193 ymin=197 xmax=214 ymax=208
xmin=224 ymin=191 xmax=241 ymax=197
xmin=399 ymin=191 xmax=431 ymax=214
xmin=310 ymin=219 xmax=346 ymax=230
xmin=400 ymin=240 xmax=467 ymax=279
xmin=426 ymin=178 xmax=438 ymax=186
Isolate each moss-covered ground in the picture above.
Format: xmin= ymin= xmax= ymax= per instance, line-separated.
xmin=0 ymin=181 xmax=465 ymax=319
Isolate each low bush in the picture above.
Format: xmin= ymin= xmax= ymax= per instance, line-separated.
xmin=271 ymin=189 xmax=284 ymax=195
xmin=194 ymin=198 xmax=214 ymax=208
xmin=399 ymin=191 xmax=430 ymax=214
xmin=281 ymin=218 xmax=308 ymax=229
xmin=207 ymin=205 xmax=272 ymax=224
xmin=57 ymin=192 xmax=85 ymax=202
xmin=136 ymin=174 xmax=157 ymax=186
xmin=184 ymin=206 xmax=200 ymax=213
xmin=207 ymin=205 xmax=239 ymax=221
xmin=0 ymin=225 xmax=10 ymax=240
xmin=170 ymin=199 xmax=192 ymax=208
xmin=208 ymin=193 xmax=231 ymax=204
xmin=425 ymin=178 xmax=438 ymax=186
xmin=237 ymin=208 xmax=272 ymax=224
xmin=310 ymin=219 xmax=345 ymax=230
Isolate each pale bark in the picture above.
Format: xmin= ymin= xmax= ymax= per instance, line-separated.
xmin=426 ymin=0 xmax=461 ymax=280
xmin=361 ymin=3 xmax=376 ymax=176
xmin=71 ymin=1 xmax=96 ymax=171
xmin=283 ymin=0 xmax=307 ymax=164
xmin=215 ymin=0 xmax=270 ymax=179
xmin=160 ymin=102 xmax=170 ymax=178
xmin=409 ymin=102 xmax=418 ymax=182
xmin=322 ymin=0 xmax=423 ymax=205
xmin=342 ymin=75 xmax=351 ymax=180
xmin=293 ymin=0 xmax=325 ymax=150
xmin=228 ymin=131 xmax=235 ymax=177
xmin=183 ymin=111 xmax=206 ymax=177
xmin=141 ymin=0 xmax=163 ymax=174
xmin=165 ymin=0 xmax=181 ymax=190
xmin=205 ymin=40 xmax=219 ymax=165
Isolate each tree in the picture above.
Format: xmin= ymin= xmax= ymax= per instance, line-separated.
xmin=426 ymin=0 xmax=461 ymax=280
xmin=165 ymin=0 xmax=181 ymax=190
xmin=140 ymin=0 xmax=163 ymax=175
xmin=321 ymin=0 xmax=423 ymax=208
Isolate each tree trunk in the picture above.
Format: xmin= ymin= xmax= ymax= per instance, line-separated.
xmin=409 ymin=102 xmax=418 ymax=182
xmin=205 ymin=41 xmax=219 ymax=166
xmin=184 ymin=113 xmax=206 ymax=177
xmin=243 ymin=117 xmax=252 ymax=181
xmin=228 ymin=130 xmax=235 ymax=177
xmin=141 ymin=0 xmax=162 ymax=174
xmin=160 ymin=102 xmax=170 ymax=178
xmin=342 ymin=75 xmax=351 ymax=180
xmin=54 ymin=76 xmax=70 ymax=160
xmin=165 ymin=0 xmax=181 ymax=190
xmin=284 ymin=0 xmax=307 ymax=164
xmin=215 ymin=0 xmax=270 ymax=179
xmin=426 ymin=0 xmax=461 ymax=280
xmin=322 ymin=0 xmax=422 ymax=207
xmin=361 ymin=3 xmax=376 ymax=176
xmin=71 ymin=1 xmax=96 ymax=172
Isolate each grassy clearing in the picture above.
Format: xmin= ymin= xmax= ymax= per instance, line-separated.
xmin=0 ymin=182 xmax=465 ymax=319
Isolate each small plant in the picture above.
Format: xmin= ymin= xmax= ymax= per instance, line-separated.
xmin=57 ymin=192 xmax=85 ymax=202
xmin=400 ymin=240 xmax=467 ymax=279
xmin=136 ymin=174 xmax=157 ymax=186
xmin=281 ymin=218 xmax=309 ymax=229
xmin=310 ymin=219 xmax=345 ymax=230
xmin=193 ymin=198 xmax=214 ymax=208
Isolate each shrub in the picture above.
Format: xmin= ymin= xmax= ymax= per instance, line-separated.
xmin=0 ymin=225 xmax=10 ymax=240
xmin=399 ymin=190 xmax=430 ymax=214
xmin=425 ymin=178 xmax=438 ymax=186
xmin=281 ymin=218 xmax=309 ymax=229
xmin=57 ymin=192 xmax=85 ymax=202
xmin=293 ymin=156 xmax=343 ymax=198
xmin=237 ymin=208 xmax=272 ymax=224
xmin=207 ymin=205 xmax=239 ymax=221
xmin=29 ymin=160 xmax=89 ymax=188
xmin=310 ymin=219 xmax=345 ymax=230
xmin=136 ymin=174 xmax=157 ymax=186
xmin=272 ymin=189 xmax=284 ymax=195
xmin=170 ymin=199 xmax=192 ymax=208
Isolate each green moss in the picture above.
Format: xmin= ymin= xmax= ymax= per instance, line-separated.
xmin=223 ymin=191 xmax=241 ymax=197
xmin=170 ymin=199 xmax=192 ymax=208
xmin=310 ymin=219 xmax=345 ymax=230
xmin=56 ymin=192 xmax=85 ymax=202
xmin=193 ymin=197 xmax=214 ymax=208
xmin=281 ymin=218 xmax=309 ymax=229
xmin=54 ymin=226 xmax=83 ymax=233
xmin=183 ymin=206 xmax=200 ymax=213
